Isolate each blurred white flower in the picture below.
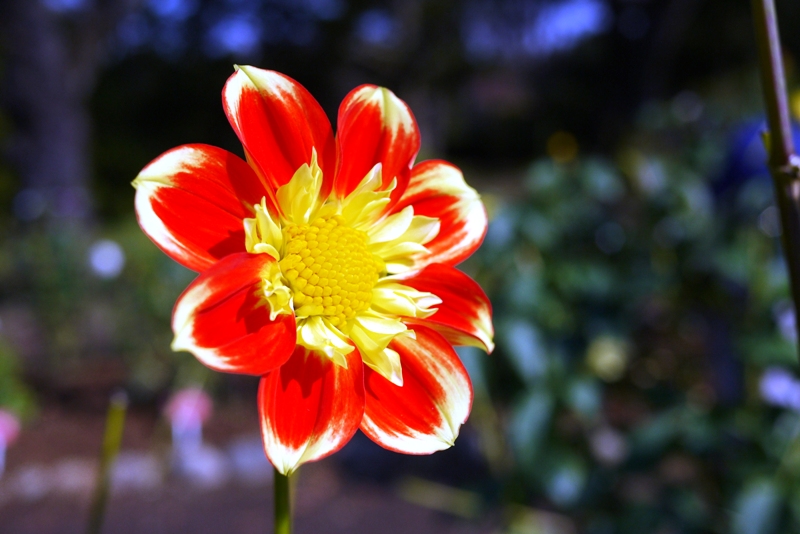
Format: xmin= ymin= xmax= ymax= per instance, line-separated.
xmin=760 ymin=367 xmax=800 ymax=410
xmin=590 ymin=427 xmax=628 ymax=466
xmin=88 ymin=239 xmax=126 ymax=279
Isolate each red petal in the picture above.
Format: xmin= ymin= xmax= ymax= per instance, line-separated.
xmin=259 ymin=347 xmax=365 ymax=475
xmin=223 ymin=66 xmax=336 ymax=197
xmin=360 ymin=325 xmax=473 ymax=454
xmin=401 ymin=264 xmax=494 ymax=353
xmin=334 ymin=85 xmax=420 ymax=204
xmin=393 ymin=160 xmax=487 ymax=268
xmin=172 ymin=253 xmax=296 ymax=375
xmin=133 ymin=144 xmax=267 ymax=272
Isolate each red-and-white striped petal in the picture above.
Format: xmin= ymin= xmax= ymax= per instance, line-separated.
xmin=401 ymin=264 xmax=494 ymax=353
xmin=223 ymin=66 xmax=336 ymax=196
xmin=172 ymin=253 xmax=296 ymax=375
xmin=259 ymin=347 xmax=365 ymax=475
xmin=334 ymin=85 xmax=420 ymax=204
xmin=393 ymin=160 xmax=487 ymax=269
xmin=360 ymin=325 xmax=473 ymax=454
xmin=133 ymin=144 xmax=267 ymax=272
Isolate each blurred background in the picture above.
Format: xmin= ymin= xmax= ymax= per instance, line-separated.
xmin=1 ymin=0 xmax=800 ymax=532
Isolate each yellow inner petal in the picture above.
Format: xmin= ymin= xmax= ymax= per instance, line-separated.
xmin=242 ymin=159 xmax=442 ymax=382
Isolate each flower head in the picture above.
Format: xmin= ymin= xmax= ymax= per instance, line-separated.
xmin=133 ymin=65 xmax=494 ymax=475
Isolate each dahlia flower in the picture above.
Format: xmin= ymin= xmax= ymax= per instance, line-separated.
xmin=133 ymin=65 xmax=493 ymax=475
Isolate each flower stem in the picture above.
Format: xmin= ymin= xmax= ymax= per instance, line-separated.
xmin=752 ymin=0 xmax=800 ymax=359
xmin=87 ymin=390 xmax=128 ymax=534
xmin=274 ymin=467 xmax=291 ymax=534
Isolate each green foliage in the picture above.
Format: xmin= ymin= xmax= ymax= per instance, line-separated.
xmin=0 ymin=220 xmax=213 ymax=402
xmin=467 ymin=97 xmax=800 ymax=532
xmin=0 ymin=339 xmax=34 ymax=419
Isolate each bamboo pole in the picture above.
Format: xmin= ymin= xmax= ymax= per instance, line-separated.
xmin=752 ymin=0 xmax=800 ymax=359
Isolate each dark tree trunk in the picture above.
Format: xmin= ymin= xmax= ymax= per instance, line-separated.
xmin=0 ymin=0 xmax=140 ymax=222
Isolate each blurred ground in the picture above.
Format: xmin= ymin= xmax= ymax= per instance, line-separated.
xmin=0 ymin=405 xmax=496 ymax=534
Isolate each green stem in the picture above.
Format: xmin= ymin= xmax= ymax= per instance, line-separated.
xmin=87 ymin=391 xmax=128 ymax=534
xmin=274 ymin=468 xmax=291 ymax=534
xmin=752 ymin=0 xmax=800 ymax=360
xmin=752 ymin=0 xmax=794 ymax=165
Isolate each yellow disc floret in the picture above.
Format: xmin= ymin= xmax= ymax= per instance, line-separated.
xmin=242 ymin=159 xmax=444 ymax=384
xmin=278 ymin=215 xmax=381 ymax=327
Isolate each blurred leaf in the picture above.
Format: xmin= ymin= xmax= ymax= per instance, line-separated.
xmin=581 ymin=159 xmax=625 ymax=203
xmin=509 ymin=390 xmax=554 ymax=472
xmin=630 ymin=410 xmax=681 ymax=458
xmin=457 ymin=346 xmax=488 ymax=393
xmin=545 ymin=457 xmax=587 ymax=508
xmin=564 ymin=377 xmax=601 ymax=418
xmin=484 ymin=210 xmax=519 ymax=254
xmin=674 ymin=489 xmax=709 ymax=526
xmin=501 ymin=320 xmax=548 ymax=384
xmin=525 ymin=161 xmax=561 ymax=196
xmin=505 ymin=270 xmax=542 ymax=315
xmin=0 ymin=339 xmax=36 ymax=419
xmin=521 ymin=212 xmax=559 ymax=249
xmin=739 ymin=334 xmax=797 ymax=367
xmin=732 ymin=479 xmax=782 ymax=534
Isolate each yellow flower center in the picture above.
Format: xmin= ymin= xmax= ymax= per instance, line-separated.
xmin=278 ymin=215 xmax=381 ymax=327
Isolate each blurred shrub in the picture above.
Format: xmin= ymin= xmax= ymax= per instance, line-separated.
xmin=0 ymin=219 xmax=212 ymax=404
xmin=466 ymin=98 xmax=800 ymax=532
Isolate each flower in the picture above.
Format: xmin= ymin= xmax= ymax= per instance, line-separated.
xmin=133 ymin=65 xmax=494 ymax=475
xmin=0 ymin=409 xmax=20 ymax=448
